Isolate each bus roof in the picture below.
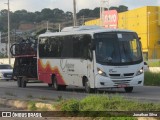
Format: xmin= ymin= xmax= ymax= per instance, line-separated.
xmin=39 ymin=26 xmax=135 ymax=38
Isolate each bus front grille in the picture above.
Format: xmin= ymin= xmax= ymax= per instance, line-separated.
xmin=124 ymin=73 xmax=134 ymax=77
xmin=112 ymin=80 xmax=131 ymax=86
xmin=109 ymin=74 xmax=120 ymax=77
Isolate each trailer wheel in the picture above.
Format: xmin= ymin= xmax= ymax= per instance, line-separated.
xmin=124 ymin=87 xmax=133 ymax=93
xmin=21 ymin=76 xmax=27 ymax=88
xmin=17 ymin=77 xmax=22 ymax=87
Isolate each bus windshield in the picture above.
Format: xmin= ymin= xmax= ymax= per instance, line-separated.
xmin=94 ymin=32 xmax=142 ymax=65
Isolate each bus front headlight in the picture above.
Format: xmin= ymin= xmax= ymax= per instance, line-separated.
xmin=136 ymin=67 xmax=144 ymax=76
xmin=97 ymin=68 xmax=107 ymax=77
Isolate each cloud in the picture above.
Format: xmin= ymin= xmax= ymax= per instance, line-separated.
xmin=49 ymin=0 xmax=73 ymax=12
xmin=10 ymin=0 xmax=51 ymax=12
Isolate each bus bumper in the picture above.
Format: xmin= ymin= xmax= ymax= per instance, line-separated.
xmin=94 ymin=74 xmax=144 ymax=88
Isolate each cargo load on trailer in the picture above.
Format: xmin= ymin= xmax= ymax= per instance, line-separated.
xmin=10 ymin=37 xmax=38 ymax=87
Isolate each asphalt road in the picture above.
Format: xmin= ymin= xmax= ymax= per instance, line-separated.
xmin=0 ymin=80 xmax=160 ymax=103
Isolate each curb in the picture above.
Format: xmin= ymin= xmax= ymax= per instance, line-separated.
xmin=0 ymin=98 xmax=55 ymax=111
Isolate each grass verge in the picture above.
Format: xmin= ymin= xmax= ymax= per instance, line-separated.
xmin=144 ymin=71 xmax=160 ymax=86
xmin=147 ymin=61 xmax=160 ymax=67
xmin=57 ymin=95 xmax=160 ymax=119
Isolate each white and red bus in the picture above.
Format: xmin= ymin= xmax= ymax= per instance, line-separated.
xmin=37 ymin=26 xmax=144 ymax=93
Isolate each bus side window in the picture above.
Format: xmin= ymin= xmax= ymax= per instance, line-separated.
xmin=61 ymin=36 xmax=73 ymax=58
xmin=73 ymin=36 xmax=82 ymax=58
xmin=39 ymin=38 xmax=47 ymax=58
xmin=82 ymin=35 xmax=92 ymax=60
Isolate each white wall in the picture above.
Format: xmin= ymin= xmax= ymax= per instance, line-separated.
xmin=0 ymin=58 xmax=15 ymax=65
xmin=149 ymin=67 xmax=160 ymax=73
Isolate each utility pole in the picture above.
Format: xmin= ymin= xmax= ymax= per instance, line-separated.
xmin=100 ymin=0 xmax=110 ymax=27
xmin=0 ymin=32 xmax=1 ymax=43
xmin=106 ymin=0 xmax=110 ymax=28
xmin=59 ymin=24 xmax=61 ymax=32
xmin=73 ymin=0 xmax=77 ymax=26
xmin=100 ymin=0 xmax=106 ymax=26
xmin=5 ymin=0 xmax=11 ymax=65
xmin=147 ymin=12 xmax=150 ymax=54
xmin=100 ymin=0 xmax=102 ymax=26
xmin=46 ymin=21 xmax=49 ymax=31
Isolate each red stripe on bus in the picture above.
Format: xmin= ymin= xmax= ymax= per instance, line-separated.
xmin=38 ymin=59 xmax=66 ymax=85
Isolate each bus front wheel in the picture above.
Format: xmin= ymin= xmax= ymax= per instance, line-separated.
xmin=124 ymin=87 xmax=133 ymax=93
xmin=84 ymin=79 xmax=95 ymax=93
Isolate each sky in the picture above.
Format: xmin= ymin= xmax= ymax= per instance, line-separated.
xmin=0 ymin=0 xmax=159 ymax=12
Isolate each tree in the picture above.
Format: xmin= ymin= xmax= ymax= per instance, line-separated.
xmin=109 ymin=6 xmax=119 ymax=12
xmin=118 ymin=5 xmax=128 ymax=12
xmin=77 ymin=9 xmax=92 ymax=18
xmin=0 ymin=9 xmax=8 ymax=31
xmin=52 ymin=8 xmax=65 ymax=22
xmin=90 ymin=7 xmax=100 ymax=18
xmin=0 ymin=5 xmax=128 ymax=32
xmin=41 ymin=8 xmax=54 ymax=21
xmin=65 ymin=11 xmax=73 ymax=20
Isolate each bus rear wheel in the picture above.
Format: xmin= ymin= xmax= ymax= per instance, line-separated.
xmin=53 ymin=76 xmax=60 ymax=90
xmin=48 ymin=83 xmax=52 ymax=87
xmin=124 ymin=87 xmax=133 ymax=93
xmin=52 ymin=76 xmax=66 ymax=91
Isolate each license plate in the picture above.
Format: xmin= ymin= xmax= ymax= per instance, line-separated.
xmin=118 ymin=84 xmax=128 ymax=88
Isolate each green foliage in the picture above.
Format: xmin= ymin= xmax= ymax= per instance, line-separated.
xmin=0 ymin=52 xmax=7 ymax=58
xmin=57 ymin=96 xmax=63 ymax=102
xmin=35 ymin=29 xmax=47 ymax=36
xmin=61 ymin=99 xmax=79 ymax=111
xmin=80 ymin=95 xmax=110 ymax=111
xmin=26 ymin=94 xmax=33 ymax=98
xmin=144 ymin=71 xmax=160 ymax=86
xmin=147 ymin=61 xmax=160 ymax=67
xmin=58 ymin=95 xmax=160 ymax=119
xmin=0 ymin=5 xmax=128 ymax=31
xmin=109 ymin=117 xmax=137 ymax=120
xmin=28 ymin=101 xmax=37 ymax=111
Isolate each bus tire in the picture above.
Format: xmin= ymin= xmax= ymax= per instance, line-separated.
xmin=48 ymin=83 xmax=52 ymax=87
xmin=21 ymin=77 xmax=27 ymax=88
xmin=60 ymin=85 xmax=66 ymax=91
xmin=17 ymin=77 xmax=22 ymax=87
xmin=124 ymin=87 xmax=133 ymax=93
xmin=53 ymin=76 xmax=60 ymax=90
xmin=84 ymin=79 xmax=95 ymax=93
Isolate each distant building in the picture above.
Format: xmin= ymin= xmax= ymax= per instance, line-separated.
xmin=19 ymin=23 xmax=35 ymax=31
